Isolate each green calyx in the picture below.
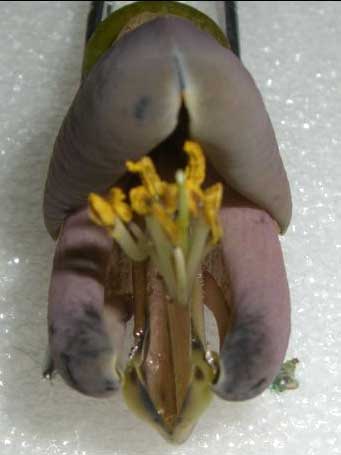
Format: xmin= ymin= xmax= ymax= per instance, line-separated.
xmin=82 ymin=1 xmax=230 ymax=76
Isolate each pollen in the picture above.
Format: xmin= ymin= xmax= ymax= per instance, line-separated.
xmin=184 ymin=140 xmax=206 ymax=187
xmin=108 ymin=187 xmax=133 ymax=223
xmin=88 ymin=193 xmax=116 ymax=227
xmin=129 ymin=185 xmax=151 ymax=215
xmin=126 ymin=156 xmax=165 ymax=197
xmin=161 ymin=183 xmax=178 ymax=214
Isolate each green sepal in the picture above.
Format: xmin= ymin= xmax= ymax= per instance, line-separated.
xmin=83 ymin=1 xmax=230 ymax=76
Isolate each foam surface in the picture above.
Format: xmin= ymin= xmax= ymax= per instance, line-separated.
xmin=0 ymin=1 xmax=340 ymax=454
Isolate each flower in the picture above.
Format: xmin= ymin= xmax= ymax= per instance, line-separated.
xmin=44 ymin=11 xmax=292 ymax=445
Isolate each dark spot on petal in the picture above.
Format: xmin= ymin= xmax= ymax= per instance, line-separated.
xmin=134 ymin=96 xmax=151 ymax=120
xmin=59 ymin=311 xmax=113 ymax=367
xmin=53 ymin=245 xmax=108 ymax=283
xmin=43 ymin=353 xmax=55 ymax=379
xmin=48 ymin=324 xmax=56 ymax=337
xmin=79 ymin=347 xmax=112 ymax=359
xmin=250 ymin=377 xmax=267 ymax=391
xmin=179 ymin=387 xmax=191 ymax=415
xmin=129 ymin=368 xmax=138 ymax=384
xmin=217 ymin=314 xmax=267 ymax=399
xmin=253 ymin=212 xmax=269 ymax=225
xmin=138 ymin=382 xmax=161 ymax=424
xmin=84 ymin=306 xmax=101 ymax=322
xmin=194 ymin=366 xmax=204 ymax=381
xmin=77 ymin=350 xmax=99 ymax=359
xmin=60 ymin=353 xmax=78 ymax=388
xmin=192 ymin=337 xmax=204 ymax=351
xmin=104 ymin=379 xmax=118 ymax=392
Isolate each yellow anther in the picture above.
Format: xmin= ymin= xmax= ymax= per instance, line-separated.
xmin=185 ymin=181 xmax=204 ymax=217
xmin=129 ymin=185 xmax=151 ymax=215
xmin=127 ymin=157 xmax=179 ymax=245
xmin=126 ymin=156 xmax=164 ymax=197
xmin=88 ymin=193 xmax=116 ymax=227
xmin=184 ymin=140 xmax=206 ymax=187
xmin=203 ymin=183 xmax=223 ymax=244
xmin=161 ymin=183 xmax=178 ymax=214
xmin=108 ymin=188 xmax=133 ymax=223
xmin=152 ymin=204 xmax=179 ymax=245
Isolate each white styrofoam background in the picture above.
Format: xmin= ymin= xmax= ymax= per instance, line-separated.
xmin=0 ymin=1 xmax=340 ymax=454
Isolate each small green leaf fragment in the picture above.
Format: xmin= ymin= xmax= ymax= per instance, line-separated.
xmin=270 ymin=358 xmax=300 ymax=393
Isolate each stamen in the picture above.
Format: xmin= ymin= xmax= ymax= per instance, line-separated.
xmin=88 ymin=193 xmax=116 ymax=227
xmin=176 ymin=170 xmax=189 ymax=256
xmin=88 ymin=140 xmax=223 ymax=309
xmin=203 ymin=183 xmax=223 ymax=244
xmin=186 ymin=220 xmax=210 ymax=293
xmin=145 ymin=216 xmax=177 ymax=300
xmin=184 ymin=140 xmax=205 ymax=186
xmin=127 ymin=156 xmax=164 ymax=197
xmin=191 ymin=276 xmax=206 ymax=347
xmin=152 ymin=204 xmax=178 ymax=245
xmin=112 ymin=218 xmax=149 ymax=262
xmin=161 ymin=184 xmax=178 ymax=214
xmin=108 ymin=187 xmax=132 ymax=222
xmin=173 ymin=247 xmax=188 ymax=305
xmin=129 ymin=186 xmax=151 ymax=215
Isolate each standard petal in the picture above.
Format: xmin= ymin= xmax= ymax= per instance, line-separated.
xmin=166 ymin=17 xmax=292 ymax=232
xmin=48 ymin=208 xmax=129 ymax=397
xmin=44 ymin=20 xmax=183 ymax=238
xmin=212 ymin=204 xmax=291 ymax=401
xmin=44 ymin=16 xmax=291 ymax=239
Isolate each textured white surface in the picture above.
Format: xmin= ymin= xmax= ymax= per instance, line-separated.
xmin=0 ymin=1 xmax=341 ymax=454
